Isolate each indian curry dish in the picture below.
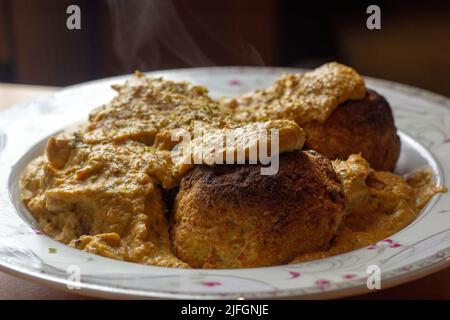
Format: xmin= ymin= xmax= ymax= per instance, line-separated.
xmin=20 ymin=63 xmax=447 ymax=268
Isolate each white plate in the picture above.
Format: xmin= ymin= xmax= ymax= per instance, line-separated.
xmin=0 ymin=67 xmax=449 ymax=299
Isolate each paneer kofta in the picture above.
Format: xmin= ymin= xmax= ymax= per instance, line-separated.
xmin=221 ymin=63 xmax=400 ymax=171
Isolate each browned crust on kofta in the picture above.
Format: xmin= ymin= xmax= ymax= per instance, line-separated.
xmin=303 ymin=89 xmax=401 ymax=172
xmin=170 ymin=150 xmax=345 ymax=268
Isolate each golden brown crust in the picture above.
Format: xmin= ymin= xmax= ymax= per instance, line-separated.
xmin=303 ymin=90 xmax=400 ymax=171
xmin=170 ymin=150 xmax=345 ymax=268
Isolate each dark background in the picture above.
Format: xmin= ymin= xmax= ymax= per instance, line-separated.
xmin=0 ymin=0 xmax=449 ymax=96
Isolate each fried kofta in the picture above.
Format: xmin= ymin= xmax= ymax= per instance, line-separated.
xmin=170 ymin=150 xmax=345 ymax=268
xmin=222 ymin=62 xmax=400 ymax=171
xmin=303 ymin=89 xmax=400 ymax=171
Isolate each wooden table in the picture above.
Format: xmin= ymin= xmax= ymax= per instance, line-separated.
xmin=1 ymin=83 xmax=449 ymax=300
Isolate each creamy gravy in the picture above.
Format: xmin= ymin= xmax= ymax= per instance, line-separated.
xmin=291 ymin=155 xmax=447 ymax=263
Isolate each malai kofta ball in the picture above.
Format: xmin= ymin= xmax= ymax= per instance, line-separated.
xmin=302 ymin=89 xmax=400 ymax=172
xmin=170 ymin=150 xmax=345 ymax=268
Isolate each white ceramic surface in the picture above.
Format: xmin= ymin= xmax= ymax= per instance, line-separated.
xmin=0 ymin=67 xmax=449 ymax=299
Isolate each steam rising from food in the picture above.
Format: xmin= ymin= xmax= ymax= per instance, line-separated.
xmin=106 ymin=0 xmax=265 ymax=71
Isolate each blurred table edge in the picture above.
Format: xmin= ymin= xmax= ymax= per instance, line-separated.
xmin=0 ymin=83 xmax=59 ymax=110
xmin=0 ymin=83 xmax=448 ymax=300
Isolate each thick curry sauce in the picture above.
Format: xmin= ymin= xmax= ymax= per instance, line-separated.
xmin=291 ymin=154 xmax=446 ymax=263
